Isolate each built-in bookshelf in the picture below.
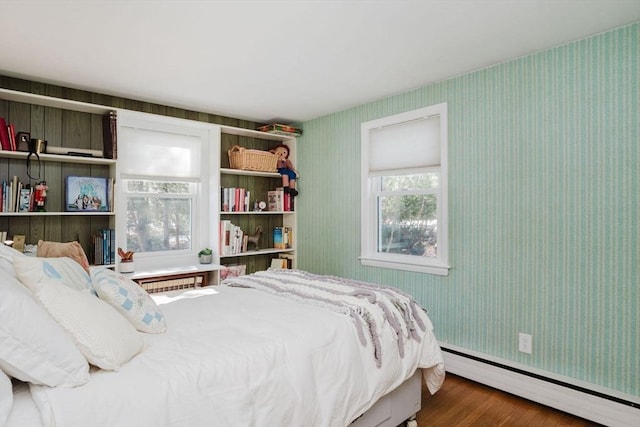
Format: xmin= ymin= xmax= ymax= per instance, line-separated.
xmin=218 ymin=126 xmax=297 ymax=276
xmin=0 ymin=88 xmax=116 ymax=262
xmin=1 ymin=87 xmax=298 ymax=279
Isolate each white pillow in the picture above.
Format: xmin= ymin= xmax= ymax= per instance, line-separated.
xmin=0 ymin=275 xmax=89 ymax=387
xmin=92 ymin=268 xmax=167 ymax=334
xmin=0 ymin=244 xmax=25 ymax=278
xmin=19 ymin=279 xmax=144 ymax=371
xmin=0 ymin=369 xmax=13 ymax=427
xmin=14 ymin=256 xmax=94 ymax=295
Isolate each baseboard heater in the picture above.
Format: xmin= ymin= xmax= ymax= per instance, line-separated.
xmin=441 ymin=345 xmax=639 ymax=427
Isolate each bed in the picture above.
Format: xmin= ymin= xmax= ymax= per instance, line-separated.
xmin=0 ymin=244 xmax=445 ymax=427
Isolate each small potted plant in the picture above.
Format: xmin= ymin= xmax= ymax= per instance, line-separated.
xmin=198 ymin=248 xmax=213 ymax=264
xmin=118 ymin=247 xmax=135 ymax=273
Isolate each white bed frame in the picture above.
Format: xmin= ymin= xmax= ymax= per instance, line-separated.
xmin=350 ymin=369 xmax=422 ymax=427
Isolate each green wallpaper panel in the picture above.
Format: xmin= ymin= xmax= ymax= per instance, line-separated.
xmin=297 ymin=23 xmax=638 ymax=396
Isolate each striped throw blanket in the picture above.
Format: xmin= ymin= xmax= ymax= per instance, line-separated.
xmin=224 ymin=269 xmax=429 ymax=367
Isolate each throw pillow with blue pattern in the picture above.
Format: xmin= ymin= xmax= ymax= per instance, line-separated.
xmin=14 ymin=256 xmax=94 ymax=295
xmin=91 ymin=268 xmax=167 ymax=333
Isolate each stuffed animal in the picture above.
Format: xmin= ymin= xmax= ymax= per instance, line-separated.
xmin=270 ymin=144 xmax=298 ymax=197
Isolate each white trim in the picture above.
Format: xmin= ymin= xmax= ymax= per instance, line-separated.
xmin=441 ymin=344 xmax=640 ymax=426
xmin=360 ymin=103 xmax=448 ymax=275
xmin=115 ymin=111 xmax=220 ymax=273
xmin=360 ymin=256 xmax=449 ymax=276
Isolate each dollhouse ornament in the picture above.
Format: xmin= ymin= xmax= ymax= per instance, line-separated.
xmin=34 ymin=181 xmax=48 ymax=211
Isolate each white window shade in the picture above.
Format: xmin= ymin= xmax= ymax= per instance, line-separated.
xmin=369 ymin=116 xmax=440 ymax=173
xmin=119 ymin=127 xmax=201 ymax=179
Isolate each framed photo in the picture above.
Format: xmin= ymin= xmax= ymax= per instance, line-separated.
xmin=65 ymin=176 xmax=109 ymax=212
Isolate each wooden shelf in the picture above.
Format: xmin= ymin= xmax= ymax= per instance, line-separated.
xmin=0 ymin=211 xmax=114 ymax=217
xmin=0 ymin=150 xmax=115 ymax=165
xmin=220 ymin=248 xmax=294 ymax=259
xmin=220 ymin=211 xmax=294 ymax=215
xmin=220 ymin=168 xmax=280 ymax=178
xmin=0 ymin=88 xmax=113 ymax=115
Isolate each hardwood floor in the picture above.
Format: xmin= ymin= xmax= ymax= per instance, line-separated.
xmin=415 ymin=373 xmax=603 ymax=426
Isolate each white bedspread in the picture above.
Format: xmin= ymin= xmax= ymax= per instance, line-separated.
xmin=27 ymin=280 xmax=445 ymax=427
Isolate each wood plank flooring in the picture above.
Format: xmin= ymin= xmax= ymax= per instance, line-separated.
xmin=415 ymin=373 xmax=603 ymax=426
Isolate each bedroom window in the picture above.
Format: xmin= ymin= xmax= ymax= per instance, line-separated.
xmin=360 ymin=103 xmax=449 ymax=275
xmin=123 ymin=180 xmax=195 ymax=252
xmin=116 ymin=112 xmax=218 ymax=271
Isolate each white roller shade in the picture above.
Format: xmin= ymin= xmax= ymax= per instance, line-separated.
xmin=119 ymin=127 xmax=201 ymax=178
xmin=369 ymin=116 xmax=440 ymax=172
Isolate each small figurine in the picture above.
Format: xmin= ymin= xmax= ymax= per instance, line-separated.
xmin=246 ymin=226 xmax=263 ymax=251
xmin=34 ymin=181 xmax=48 ymax=211
xmin=270 ymin=144 xmax=298 ymax=197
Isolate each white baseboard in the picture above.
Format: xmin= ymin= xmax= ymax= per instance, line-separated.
xmin=441 ymin=346 xmax=640 ymax=427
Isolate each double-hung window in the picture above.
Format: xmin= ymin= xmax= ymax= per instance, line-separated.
xmin=360 ymin=103 xmax=449 ymax=275
xmin=117 ymin=112 xmax=218 ymax=271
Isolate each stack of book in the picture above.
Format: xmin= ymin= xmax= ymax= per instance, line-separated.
xmin=0 ymin=117 xmax=17 ymax=152
xmin=1 ymin=177 xmax=33 ymax=212
xmin=221 ymin=187 xmax=251 ymax=212
xmin=93 ymin=229 xmax=115 ymax=265
xmin=219 ymin=220 xmax=247 ymax=256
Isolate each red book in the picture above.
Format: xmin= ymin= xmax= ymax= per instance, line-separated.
xmin=0 ymin=118 xmax=11 ymax=151
xmin=7 ymin=123 xmax=16 ymax=151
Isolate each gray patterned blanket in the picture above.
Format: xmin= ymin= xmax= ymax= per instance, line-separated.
xmin=224 ymin=269 xmax=429 ymax=367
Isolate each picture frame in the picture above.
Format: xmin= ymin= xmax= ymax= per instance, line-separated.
xmin=65 ymin=176 xmax=109 ymax=212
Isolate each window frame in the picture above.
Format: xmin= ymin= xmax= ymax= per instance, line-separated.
xmin=360 ymin=103 xmax=449 ymax=276
xmin=115 ymin=111 xmax=219 ymax=272
xmin=121 ymin=178 xmax=198 ymax=255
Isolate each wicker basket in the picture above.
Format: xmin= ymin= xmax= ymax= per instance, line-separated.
xmin=228 ymin=145 xmax=278 ymax=172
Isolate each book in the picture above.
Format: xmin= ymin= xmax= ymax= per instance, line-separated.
xmin=0 ymin=118 xmax=11 ymax=151
xmin=283 ymin=226 xmax=293 ymax=248
xmin=273 ymin=226 xmax=285 ymax=249
xmin=102 ymin=111 xmax=117 ymax=159
xmin=7 ymin=123 xmax=16 ymax=151
xmin=270 ymin=258 xmax=287 ymax=269
xmin=268 ymin=188 xmax=284 ymax=212
xmin=65 ymin=176 xmax=110 ymax=212
xmin=220 ymin=220 xmax=245 ymax=256
xmin=46 ymin=145 xmax=103 ymax=157
xmin=278 ymin=253 xmax=294 ymax=269
xmin=18 ymin=187 xmax=32 ymax=212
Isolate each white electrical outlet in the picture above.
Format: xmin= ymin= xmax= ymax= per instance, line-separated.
xmin=518 ymin=333 xmax=533 ymax=354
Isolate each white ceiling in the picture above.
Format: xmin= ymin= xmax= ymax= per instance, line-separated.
xmin=1 ymin=1 xmax=638 ymax=123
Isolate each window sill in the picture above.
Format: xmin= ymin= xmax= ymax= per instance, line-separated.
xmin=359 ymin=256 xmax=449 ymax=276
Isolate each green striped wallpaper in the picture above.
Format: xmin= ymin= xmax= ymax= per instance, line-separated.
xmin=297 ymin=23 xmax=639 ymax=396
